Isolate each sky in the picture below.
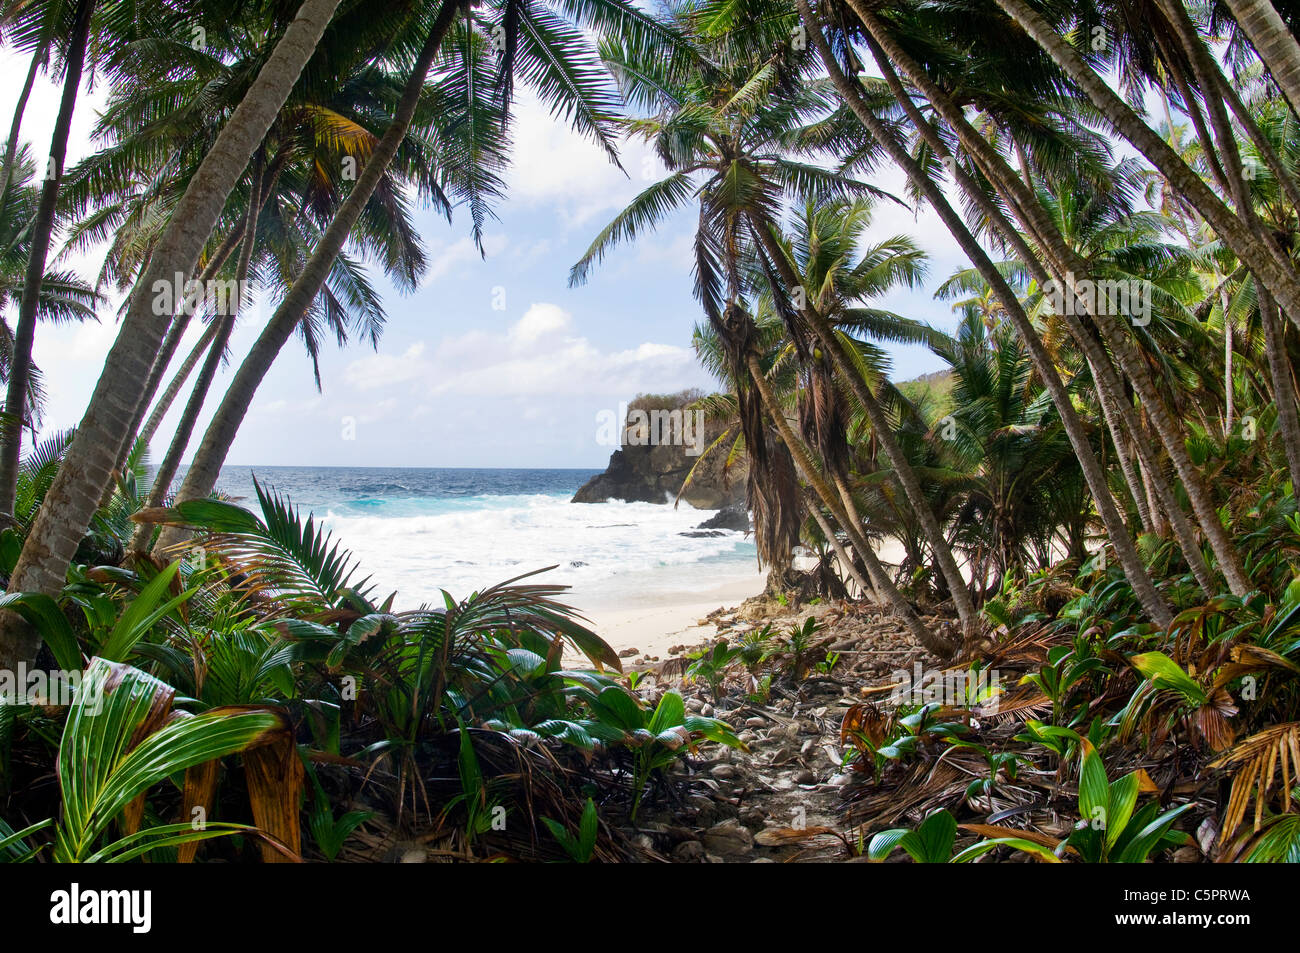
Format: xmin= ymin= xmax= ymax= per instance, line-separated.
xmin=1 ymin=47 xmax=968 ymax=470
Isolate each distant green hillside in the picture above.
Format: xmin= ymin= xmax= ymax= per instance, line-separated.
xmin=896 ymin=369 xmax=954 ymax=416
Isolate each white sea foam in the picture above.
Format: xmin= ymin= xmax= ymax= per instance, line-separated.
xmin=320 ymin=494 xmax=758 ymax=610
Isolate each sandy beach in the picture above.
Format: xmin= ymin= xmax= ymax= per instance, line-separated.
xmin=564 ymin=537 xmax=912 ymax=666
xmin=568 ymin=573 xmax=767 ymax=664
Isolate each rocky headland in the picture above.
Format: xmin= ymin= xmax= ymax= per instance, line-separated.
xmin=573 ymin=392 xmax=749 ymax=521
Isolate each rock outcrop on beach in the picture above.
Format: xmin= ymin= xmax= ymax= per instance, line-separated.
xmin=573 ymin=393 xmax=748 ymax=511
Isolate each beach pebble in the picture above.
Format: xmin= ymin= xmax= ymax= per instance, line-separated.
xmin=737 ymin=730 xmax=757 ymax=745
xmin=618 ymin=648 xmax=640 ymax=658
xmin=702 ymin=820 xmax=754 ymax=857
xmin=686 ymin=698 xmax=705 ymax=712
xmin=771 ymin=745 xmax=799 ymax=764
xmin=711 ymin=763 xmax=739 ymax=780
xmin=671 ymin=840 xmax=706 ymax=862
xmin=687 ymin=794 xmax=714 ymax=812
xmin=664 ymin=826 xmax=697 ymax=844
xmin=744 ymin=716 xmax=767 ymax=728
xmin=794 ymin=769 xmax=817 ymax=785
xmin=701 ymin=704 xmax=714 ymax=717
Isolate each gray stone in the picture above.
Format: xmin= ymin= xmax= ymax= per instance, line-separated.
xmin=702 ymin=820 xmax=754 ymax=857
xmin=671 ymin=840 xmax=706 ymax=862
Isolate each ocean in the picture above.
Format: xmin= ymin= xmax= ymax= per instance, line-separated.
xmin=197 ymin=465 xmax=760 ymax=613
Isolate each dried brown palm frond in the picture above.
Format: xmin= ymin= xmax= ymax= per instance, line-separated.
xmin=840 ymin=701 xmax=890 ymax=748
xmin=982 ymin=620 xmax=1065 ymax=669
xmin=844 ymin=759 xmax=968 ymax=827
xmin=1210 ymin=721 xmax=1300 ymax=845
xmin=1211 ymin=644 xmax=1300 ymax=697
xmin=958 ymin=822 xmax=1071 ymax=854
xmin=973 ymin=687 xmax=1050 ymax=725
xmin=654 ymin=656 xmax=693 ymax=681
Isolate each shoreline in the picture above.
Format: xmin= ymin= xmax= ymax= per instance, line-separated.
xmin=566 ymin=538 xmax=916 ymax=666
xmin=569 ymin=574 xmax=767 ymax=664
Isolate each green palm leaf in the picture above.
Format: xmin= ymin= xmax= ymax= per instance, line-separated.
xmin=55 ymin=658 xmax=280 ymax=863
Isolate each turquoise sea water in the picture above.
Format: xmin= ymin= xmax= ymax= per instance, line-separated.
xmin=191 ymin=465 xmax=760 ymax=610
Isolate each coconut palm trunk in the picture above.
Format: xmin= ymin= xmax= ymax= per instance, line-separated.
xmin=100 ymin=225 xmax=247 ymax=498
xmin=1164 ymin=0 xmax=1300 ymax=495
xmin=0 ymin=32 xmax=50 ymax=204
xmin=0 ymin=0 xmax=95 ymax=517
xmin=745 ymin=351 xmax=955 ymax=657
xmin=745 ymin=214 xmax=978 ymax=636
xmin=130 ymin=172 xmax=263 ymax=556
xmin=1225 ymin=286 xmax=1235 ymax=438
xmin=139 ymin=321 xmax=222 ymax=450
xmin=855 ymin=10 xmax=1240 ymax=596
xmin=1092 ymin=367 xmax=1155 ymax=533
xmin=0 ymin=0 xmax=344 ymax=670
xmin=1259 ymin=286 xmax=1300 ymax=489
xmin=801 ymin=0 xmax=1172 ymax=627
xmin=152 ymin=0 xmax=460 ymax=555
xmin=993 ymin=0 xmax=1300 ymax=331
xmin=860 ymin=21 xmax=1218 ymax=592
xmin=1177 ymin=8 xmax=1300 ymax=218
xmin=801 ymin=486 xmax=876 ymax=600
xmin=1220 ymin=0 xmax=1300 ymax=120
xmin=96 ymin=236 xmax=245 ymax=510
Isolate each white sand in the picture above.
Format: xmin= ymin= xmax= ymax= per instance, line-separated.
xmin=561 ymin=539 xmax=912 ymax=667
xmin=567 ymin=573 xmax=766 ymax=664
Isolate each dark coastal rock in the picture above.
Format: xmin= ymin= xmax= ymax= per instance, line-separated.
xmin=697 ymin=502 xmax=750 ymax=531
xmin=573 ymin=395 xmax=747 ymax=509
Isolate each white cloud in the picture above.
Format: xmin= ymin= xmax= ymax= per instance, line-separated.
xmin=509 ymin=302 xmax=571 ymax=346
xmin=343 ymin=342 xmax=432 ymax=391
xmin=342 ymin=302 xmax=704 ymax=407
xmin=260 ymin=396 xmax=324 ymax=416
xmin=506 ymin=94 xmax=665 ymax=228
xmin=421 ymin=234 xmax=509 ymax=286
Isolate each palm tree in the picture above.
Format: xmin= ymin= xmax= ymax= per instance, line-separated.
xmin=0 ymin=12 xmax=54 ymax=205
xmin=937 ymin=309 xmax=1076 ymax=587
xmin=1221 ymin=0 xmax=1300 ymax=119
xmin=769 ymin=197 xmax=973 ymax=607
xmin=154 ymin=0 xmax=663 ymax=553
xmin=0 ymin=0 xmax=344 ymax=670
xmin=106 ymin=11 xmax=454 ymax=553
xmin=0 ymin=0 xmax=96 ymax=516
xmin=799 ymin=0 xmax=1172 ymax=627
xmin=573 ymin=7 xmax=977 ymax=639
xmin=573 ymin=9 xmax=958 ymax=652
xmin=690 ymin=305 xmax=806 ymax=584
xmin=63 ymin=3 xmax=442 ymax=493
xmin=0 ymin=147 xmax=99 ymax=453
xmin=851 ymin=1 xmax=1248 ymax=597
xmin=991 ymin=0 xmax=1300 ymax=328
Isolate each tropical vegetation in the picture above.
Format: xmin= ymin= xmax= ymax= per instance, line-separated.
xmin=1 ymin=0 xmax=1300 ymax=863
